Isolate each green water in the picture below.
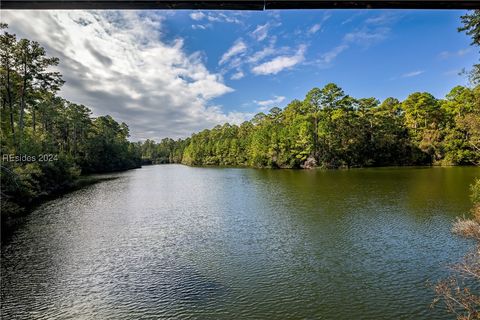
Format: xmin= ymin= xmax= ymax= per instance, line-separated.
xmin=1 ymin=165 xmax=479 ymax=319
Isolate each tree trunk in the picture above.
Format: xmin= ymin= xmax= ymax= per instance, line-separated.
xmin=73 ymin=123 xmax=77 ymax=156
xmin=6 ymin=66 xmax=16 ymax=149
xmin=18 ymin=59 xmax=27 ymax=144
xmin=32 ymin=107 xmax=36 ymax=133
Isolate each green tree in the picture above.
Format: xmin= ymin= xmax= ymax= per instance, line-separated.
xmin=442 ymin=86 xmax=480 ymax=165
xmin=402 ymin=92 xmax=445 ymax=163
xmin=459 ymin=10 xmax=480 ymax=85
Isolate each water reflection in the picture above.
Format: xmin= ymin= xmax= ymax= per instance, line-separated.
xmin=2 ymin=165 xmax=479 ymax=319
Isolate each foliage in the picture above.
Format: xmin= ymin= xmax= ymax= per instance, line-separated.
xmin=433 ymin=19 xmax=480 ymax=317
xmin=142 ymin=85 xmax=480 ymax=169
xmin=1 ymin=25 xmax=141 ymax=214
xmin=2 ymin=16 xmax=480 ymax=216
xmin=459 ymin=10 xmax=480 ymax=85
xmin=433 ymin=179 xmax=480 ymax=320
xmin=459 ymin=10 xmax=480 ymax=47
xmin=472 ymin=179 xmax=480 ymax=205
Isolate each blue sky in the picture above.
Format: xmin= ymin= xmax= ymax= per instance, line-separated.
xmin=173 ymin=9 xmax=475 ymax=109
xmin=3 ymin=9 xmax=477 ymax=140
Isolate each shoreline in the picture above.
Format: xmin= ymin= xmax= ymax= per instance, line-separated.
xmin=148 ymin=162 xmax=477 ymax=170
xmin=1 ymin=174 xmax=120 ymax=242
xmin=2 ymin=164 xmax=477 ymax=241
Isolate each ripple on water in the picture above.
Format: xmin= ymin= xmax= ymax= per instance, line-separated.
xmin=1 ymin=165 xmax=479 ymax=319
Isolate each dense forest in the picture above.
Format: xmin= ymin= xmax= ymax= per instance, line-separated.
xmin=142 ymin=83 xmax=480 ymax=168
xmin=0 ymin=24 xmax=142 ymax=214
xmin=143 ymin=11 xmax=480 ymax=169
xmin=2 ymin=10 xmax=480 ymax=215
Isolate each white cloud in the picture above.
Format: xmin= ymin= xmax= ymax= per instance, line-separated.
xmin=190 ymin=11 xmax=241 ymax=24
xmin=222 ymin=37 xmax=285 ymax=79
xmin=247 ymin=39 xmax=278 ymax=64
xmin=248 ymin=47 xmax=276 ymax=64
xmin=2 ymin=10 xmax=249 ymax=140
xmin=218 ymin=13 xmax=242 ymax=24
xmin=318 ymin=44 xmax=349 ymax=65
xmin=192 ymin=24 xmax=208 ymax=30
xmin=344 ymin=27 xmax=390 ymax=46
xmin=251 ymin=23 xmax=269 ymax=41
xmin=207 ymin=15 xmax=221 ymax=22
xmin=251 ymin=45 xmax=306 ymax=75
xmin=308 ymin=24 xmax=321 ymax=34
xmin=401 ymin=70 xmax=424 ymax=78
xmin=312 ymin=16 xmax=393 ymax=67
xmin=443 ymin=69 xmax=462 ymax=76
xmin=439 ymin=48 xmax=471 ymax=59
xmin=365 ymin=14 xmax=391 ymax=25
xmin=219 ymin=39 xmax=247 ymax=65
xmin=254 ymin=95 xmax=286 ymax=107
xmin=306 ymin=12 xmax=331 ymax=36
xmin=310 ymin=15 xmax=393 ymax=69
xmin=190 ymin=12 xmax=205 ymax=21
xmin=231 ymin=71 xmax=245 ymax=80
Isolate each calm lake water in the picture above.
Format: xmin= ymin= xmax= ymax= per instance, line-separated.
xmin=1 ymin=165 xmax=479 ymax=319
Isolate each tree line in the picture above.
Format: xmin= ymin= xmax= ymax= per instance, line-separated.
xmin=2 ymin=14 xmax=480 ymax=215
xmin=142 ymin=83 xmax=480 ymax=169
xmin=143 ymin=10 xmax=480 ymax=170
xmin=0 ymin=24 xmax=141 ymax=214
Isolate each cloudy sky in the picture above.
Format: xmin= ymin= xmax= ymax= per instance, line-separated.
xmin=2 ymin=9 xmax=476 ymax=140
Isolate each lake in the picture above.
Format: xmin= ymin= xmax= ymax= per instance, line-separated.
xmin=1 ymin=165 xmax=479 ymax=319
